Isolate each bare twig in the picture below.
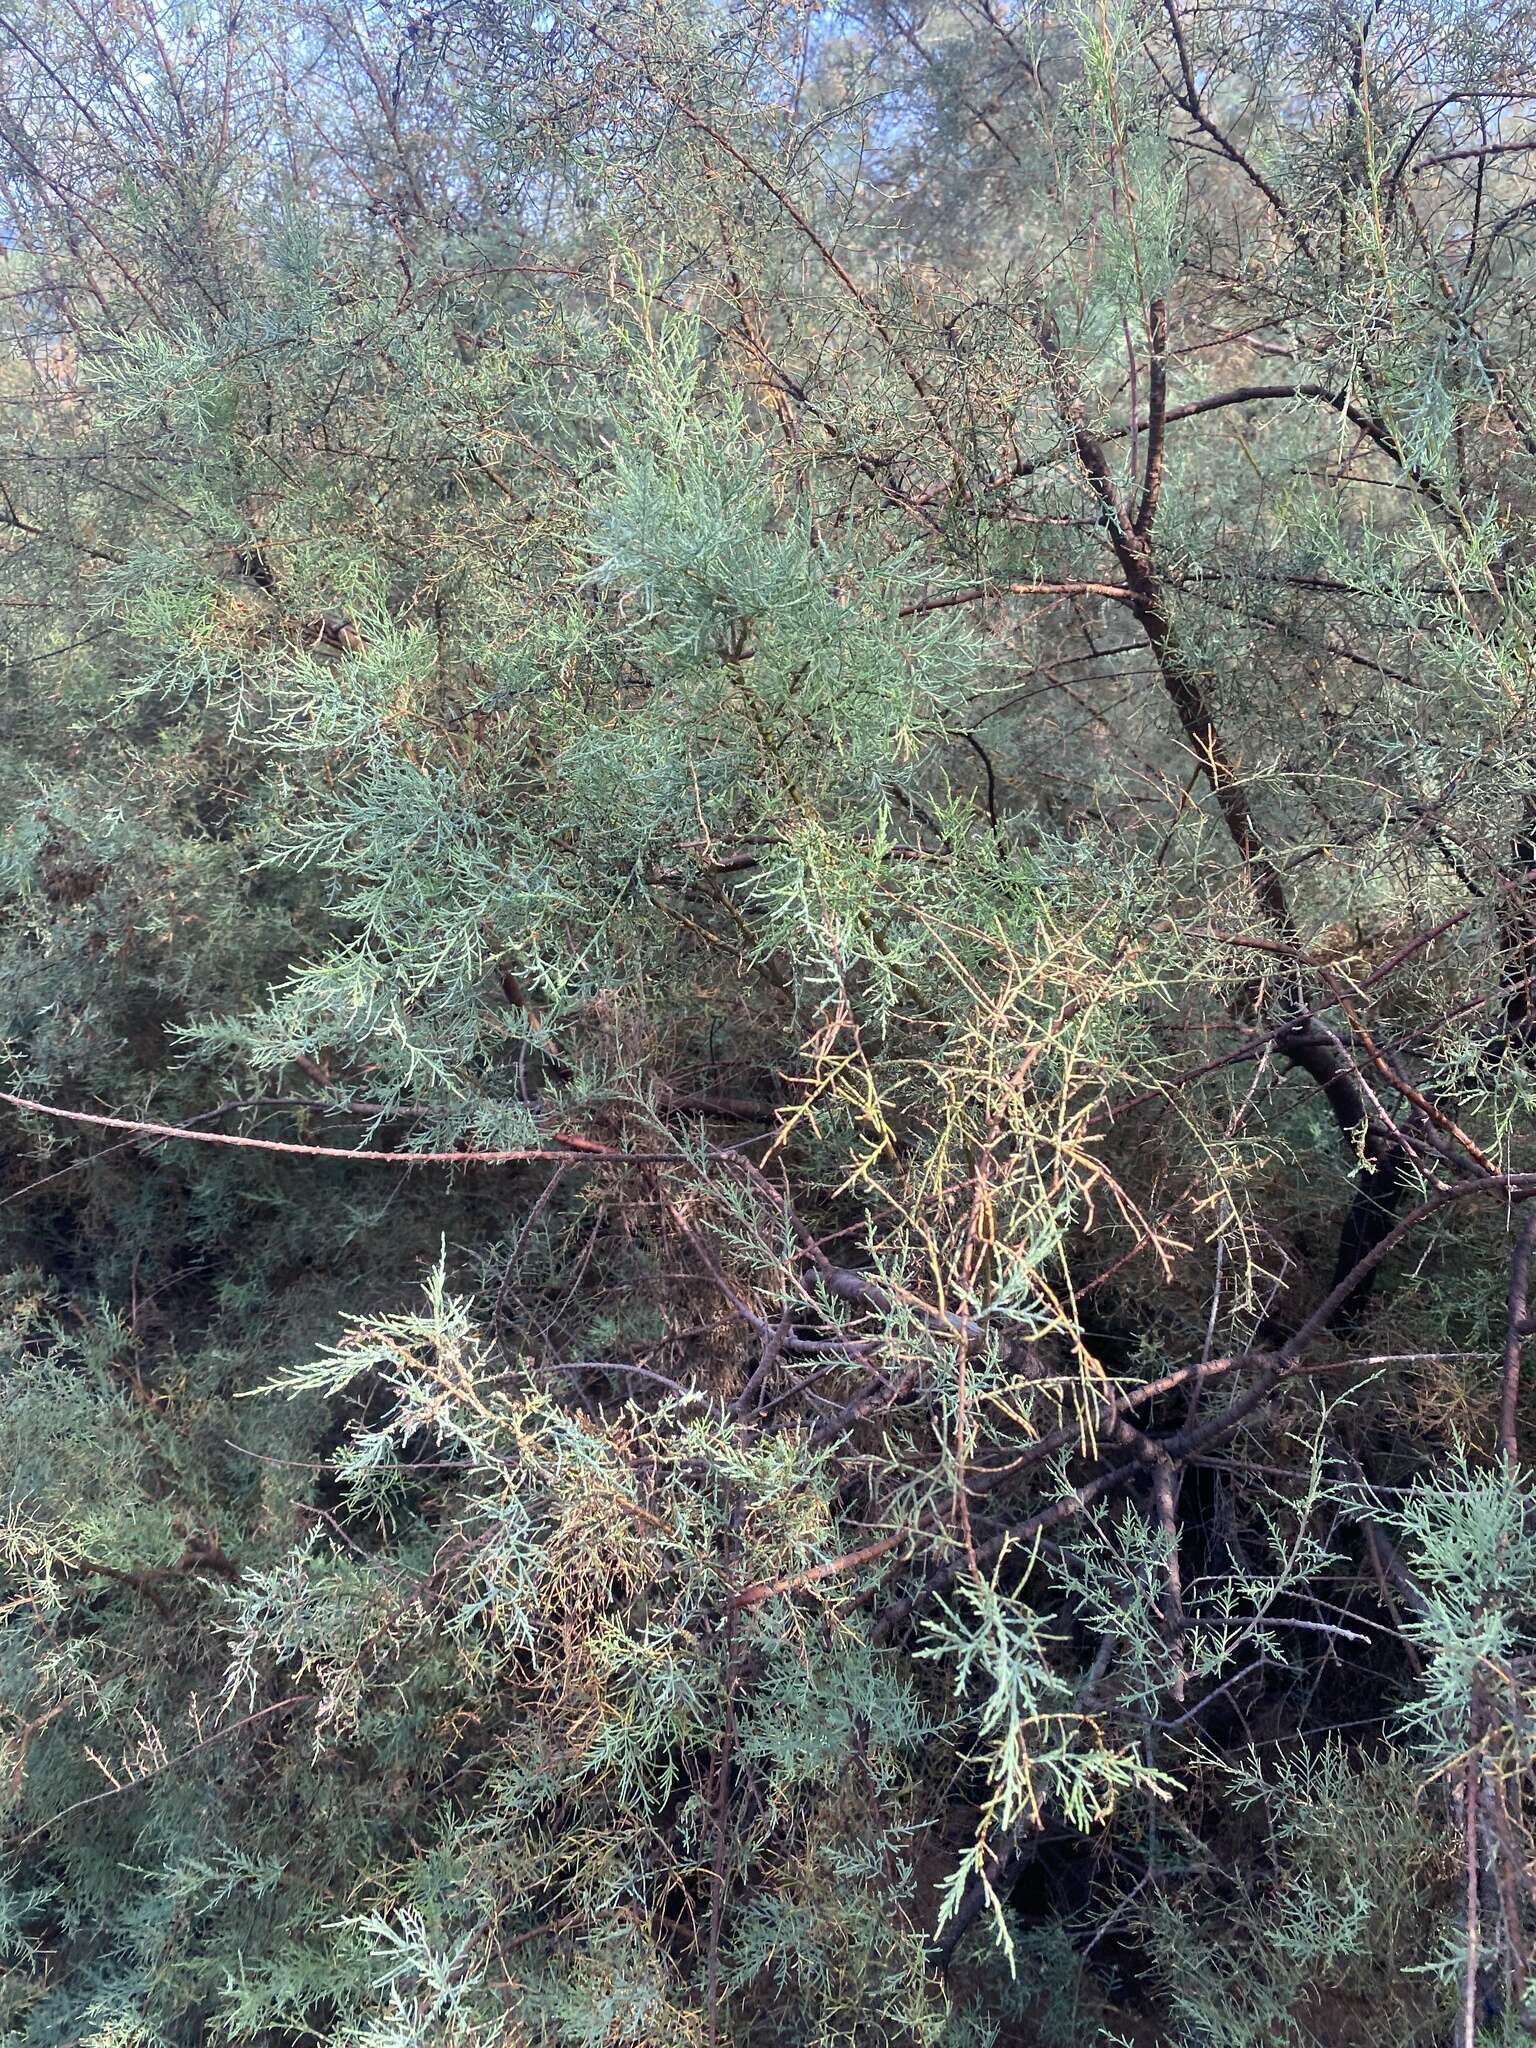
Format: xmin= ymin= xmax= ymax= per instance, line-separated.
xmin=0 ymin=1090 xmax=679 ymax=1167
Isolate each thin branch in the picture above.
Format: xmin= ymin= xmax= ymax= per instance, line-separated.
xmin=16 ymin=1695 xmax=315 ymax=1847
xmin=1134 ymin=296 xmax=1169 ymax=536
xmin=0 ymin=1091 xmax=683 ymax=1167
xmin=899 ymin=578 xmax=1135 ymax=616
xmin=727 ymin=1531 xmax=907 ymax=1611
xmin=1462 ymin=1737 xmax=1483 ymax=2048
xmin=1422 ymin=135 xmax=1536 ymax=169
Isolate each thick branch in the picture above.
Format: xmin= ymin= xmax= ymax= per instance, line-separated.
xmin=1502 ymin=1211 xmax=1536 ymax=1469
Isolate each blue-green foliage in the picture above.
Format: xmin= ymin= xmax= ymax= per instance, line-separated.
xmin=8 ymin=0 xmax=1536 ymax=2041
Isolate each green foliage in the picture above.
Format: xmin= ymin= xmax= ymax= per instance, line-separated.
xmin=10 ymin=0 xmax=1536 ymax=2040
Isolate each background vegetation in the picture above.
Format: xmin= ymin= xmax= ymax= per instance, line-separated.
xmin=6 ymin=0 xmax=1536 ymax=2039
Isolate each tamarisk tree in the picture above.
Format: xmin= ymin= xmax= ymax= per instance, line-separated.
xmin=7 ymin=0 xmax=1536 ymax=2040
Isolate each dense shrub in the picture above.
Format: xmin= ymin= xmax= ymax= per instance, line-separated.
xmin=6 ymin=2 xmax=1536 ymax=2040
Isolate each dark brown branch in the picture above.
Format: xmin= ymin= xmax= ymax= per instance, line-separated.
xmin=1097 ymin=383 xmax=1458 ymax=516
xmin=1501 ymin=1211 xmax=1536 ymax=1469
xmin=1033 ymin=308 xmax=1296 ymax=939
xmin=1156 ymin=0 xmax=1311 ymax=254
xmin=898 ymin=578 xmax=1136 ymax=616
xmin=1422 ymin=135 xmax=1536 ymax=169
xmin=878 ymin=1174 xmax=1536 ymax=1642
xmin=1134 ymin=296 xmax=1169 ymax=537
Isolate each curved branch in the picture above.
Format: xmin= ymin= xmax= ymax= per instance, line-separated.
xmin=0 ymin=1091 xmax=684 ymax=1167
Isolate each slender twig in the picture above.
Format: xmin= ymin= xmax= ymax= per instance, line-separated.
xmin=898 ymin=578 xmax=1135 ymax=616
xmin=16 ymin=1695 xmax=315 ymax=1847
xmin=0 ymin=1090 xmax=679 ymax=1166
xmin=707 ymin=1513 xmax=742 ymax=2047
xmin=728 ymin=1531 xmax=908 ymax=1611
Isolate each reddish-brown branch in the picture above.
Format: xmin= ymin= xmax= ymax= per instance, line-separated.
xmin=727 ymin=1532 xmax=907 ymax=1611
xmin=0 ymin=1091 xmax=683 ymax=1167
xmin=1033 ymin=307 xmax=1296 ymax=937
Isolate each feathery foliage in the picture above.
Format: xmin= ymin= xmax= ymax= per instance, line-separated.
xmin=8 ymin=0 xmax=1536 ymax=2040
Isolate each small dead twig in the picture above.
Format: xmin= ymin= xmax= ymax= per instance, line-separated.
xmin=16 ymin=1695 xmax=315 ymax=1848
xmin=727 ymin=1531 xmax=908 ymax=1611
